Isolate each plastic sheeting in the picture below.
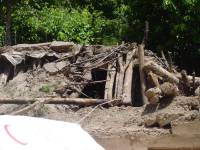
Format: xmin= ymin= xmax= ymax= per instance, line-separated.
xmin=0 ymin=115 xmax=104 ymax=150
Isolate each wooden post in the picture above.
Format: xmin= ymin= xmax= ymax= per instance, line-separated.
xmin=104 ymin=64 xmax=112 ymax=99
xmin=138 ymin=44 xmax=148 ymax=105
xmin=107 ymin=65 xmax=116 ymax=100
xmin=117 ymin=55 xmax=125 ymax=98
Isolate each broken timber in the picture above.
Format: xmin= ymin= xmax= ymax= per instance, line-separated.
xmin=1 ymin=41 xmax=200 ymax=107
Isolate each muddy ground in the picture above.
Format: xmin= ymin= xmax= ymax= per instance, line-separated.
xmin=0 ymin=67 xmax=200 ymax=149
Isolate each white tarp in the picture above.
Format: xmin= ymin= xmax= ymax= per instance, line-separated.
xmin=0 ymin=115 xmax=104 ymax=150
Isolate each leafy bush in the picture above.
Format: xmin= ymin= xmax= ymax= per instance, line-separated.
xmin=0 ymin=26 xmax=5 ymax=46
xmin=12 ymin=6 xmax=118 ymax=44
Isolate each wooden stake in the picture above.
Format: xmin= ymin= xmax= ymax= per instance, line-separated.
xmin=138 ymin=44 xmax=148 ymax=104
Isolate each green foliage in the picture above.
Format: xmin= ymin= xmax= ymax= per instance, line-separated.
xmin=39 ymin=84 xmax=55 ymax=93
xmin=12 ymin=5 xmax=117 ymax=44
xmin=0 ymin=26 xmax=5 ymax=46
xmin=0 ymin=0 xmax=200 ymax=72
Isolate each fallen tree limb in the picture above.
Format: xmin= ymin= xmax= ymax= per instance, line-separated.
xmin=144 ymin=61 xmax=179 ymax=84
xmin=0 ymin=97 xmax=108 ymax=106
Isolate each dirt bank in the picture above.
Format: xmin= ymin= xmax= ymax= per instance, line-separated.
xmin=1 ymin=96 xmax=198 ymax=138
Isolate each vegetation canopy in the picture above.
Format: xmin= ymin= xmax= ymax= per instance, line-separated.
xmin=0 ymin=0 xmax=199 ymax=73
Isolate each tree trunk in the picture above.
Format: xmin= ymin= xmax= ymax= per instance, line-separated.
xmin=5 ymin=0 xmax=12 ymax=46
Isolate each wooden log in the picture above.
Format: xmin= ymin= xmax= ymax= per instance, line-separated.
xmin=145 ymin=87 xmax=162 ymax=104
xmin=160 ymin=82 xmax=179 ymax=97
xmin=138 ymin=44 xmax=148 ymax=104
xmin=176 ymin=73 xmax=200 ymax=86
xmin=123 ymin=61 xmax=134 ymax=104
xmin=114 ymin=69 xmax=120 ymax=99
xmin=108 ymin=65 xmax=116 ymax=100
xmin=123 ymin=49 xmax=136 ymax=104
xmin=104 ymin=64 xmax=112 ymax=99
xmin=0 ymin=97 xmax=107 ymax=106
xmin=147 ymin=71 xmax=160 ymax=88
xmin=145 ymin=82 xmax=178 ymax=104
xmin=144 ymin=61 xmax=179 ymax=84
xmin=180 ymin=70 xmax=191 ymax=95
xmin=116 ymin=54 xmax=125 ymax=99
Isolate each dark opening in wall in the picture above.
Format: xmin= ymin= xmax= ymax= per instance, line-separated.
xmin=81 ymin=68 xmax=107 ymax=99
xmin=132 ymin=66 xmax=143 ymax=107
xmin=0 ymin=57 xmax=14 ymax=82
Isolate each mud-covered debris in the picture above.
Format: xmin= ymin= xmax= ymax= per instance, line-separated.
xmin=156 ymin=113 xmax=181 ymax=127
xmin=50 ymin=41 xmax=75 ymax=53
xmin=43 ymin=62 xmax=59 ymax=74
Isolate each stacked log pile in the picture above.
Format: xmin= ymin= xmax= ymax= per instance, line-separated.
xmin=0 ymin=41 xmax=200 ymax=107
